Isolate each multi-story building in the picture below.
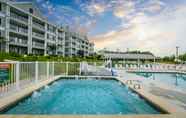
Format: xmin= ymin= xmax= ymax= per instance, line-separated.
xmin=0 ymin=0 xmax=94 ymax=56
xmin=65 ymin=29 xmax=94 ymax=57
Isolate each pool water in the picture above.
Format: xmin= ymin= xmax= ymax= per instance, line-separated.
xmin=136 ymin=72 xmax=186 ymax=90
xmin=4 ymin=79 xmax=160 ymax=114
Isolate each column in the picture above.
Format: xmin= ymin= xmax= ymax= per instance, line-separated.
xmin=28 ymin=16 xmax=32 ymax=54
xmin=44 ymin=23 xmax=48 ymax=56
xmin=5 ymin=4 xmax=10 ymax=53
xmin=55 ymin=28 xmax=58 ymax=55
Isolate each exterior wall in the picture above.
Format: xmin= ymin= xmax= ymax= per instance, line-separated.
xmin=0 ymin=1 xmax=94 ymax=57
xmin=64 ymin=29 xmax=94 ymax=57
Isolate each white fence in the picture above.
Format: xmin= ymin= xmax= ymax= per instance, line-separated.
xmin=0 ymin=61 xmax=111 ymax=96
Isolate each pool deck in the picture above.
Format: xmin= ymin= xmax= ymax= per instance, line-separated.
xmin=116 ymin=70 xmax=186 ymax=114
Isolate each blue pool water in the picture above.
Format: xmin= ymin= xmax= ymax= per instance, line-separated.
xmin=135 ymin=72 xmax=186 ymax=90
xmin=4 ymin=79 xmax=160 ymax=114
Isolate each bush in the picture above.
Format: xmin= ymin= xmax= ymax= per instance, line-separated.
xmin=0 ymin=52 xmax=103 ymax=62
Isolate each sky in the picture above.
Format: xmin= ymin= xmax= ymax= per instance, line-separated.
xmin=16 ymin=0 xmax=186 ymax=56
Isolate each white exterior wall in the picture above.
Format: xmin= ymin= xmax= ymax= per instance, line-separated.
xmin=0 ymin=1 xmax=94 ymax=57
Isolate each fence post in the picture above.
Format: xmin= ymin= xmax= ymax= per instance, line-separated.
xmin=66 ymin=62 xmax=69 ymax=75
xmin=16 ymin=62 xmax=20 ymax=90
xmin=46 ymin=61 xmax=49 ymax=79
xmin=52 ymin=62 xmax=55 ymax=79
xmin=35 ymin=61 xmax=38 ymax=83
xmin=94 ymin=62 xmax=96 ymax=66
xmin=79 ymin=62 xmax=81 ymax=75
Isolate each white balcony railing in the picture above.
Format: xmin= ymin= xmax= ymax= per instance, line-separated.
xmin=9 ymin=37 xmax=28 ymax=46
xmin=10 ymin=25 xmax=28 ymax=34
xmin=32 ymin=42 xmax=45 ymax=48
xmin=32 ymin=32 xmax=45 ymax=39
xmin=33 ymin=22 xmax=45 ymax=30
xmin=10 ymin=13 xmax=28 ymax=23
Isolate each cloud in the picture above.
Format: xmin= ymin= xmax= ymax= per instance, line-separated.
xmin=113 ymin=0 xmax=135 ymax=19
xmin=80 ymin=2 xmax=107 ymax=16
xmin=91 ymin=5 xmax=186 ymax=56
xmin=143 ymin=0 xmax=166 ymax=13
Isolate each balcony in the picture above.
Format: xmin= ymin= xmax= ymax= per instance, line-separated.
xmin=57 ymin=40 xmax=64 ymax=45
xmin=33 ymin=22 xmax=45 ymax=31
xmin=9 ymin=37 xmax=28 ymax=47
xmin=32 ymin=42 xmax=45 ymax=49
xmin=10 ymin=13 xmax=28 ymax=24
xmin=58 ymin=34 xmax=64 ymax=38
xmin=10 ymin=25 xmax=28 ymax=35
xmin=57 ymin=47 xmax=64 ymax=52
xmin=32 ymin=32 xmax=45 ymax=40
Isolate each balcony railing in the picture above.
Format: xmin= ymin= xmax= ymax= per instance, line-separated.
xmin=32 ymin=32 xmax=45 ymax=39
xmin=10 ymin=25 xmax=28 ymax=34
xmin=9 ymin=37 xmax=28 ymax=46
xmin=32 ymin=42 xmax=45 ymax=48
xmin=10 ymin=13 xmax=28 ymax=23
xmin=33 ymin=22 xmax=45 ymax=31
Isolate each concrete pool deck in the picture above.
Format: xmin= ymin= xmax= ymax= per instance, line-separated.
xmin=116 ymin=70 xmax=186 ymax=113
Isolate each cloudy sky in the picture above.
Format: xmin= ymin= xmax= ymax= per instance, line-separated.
xmin=16 ymin=0 xmax=186 ymax=56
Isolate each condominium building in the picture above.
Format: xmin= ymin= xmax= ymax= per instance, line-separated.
xmin=65 ymin=29 xmax=94 ymax=57
xmin=0 ymin=0 xmax=94 ymax=56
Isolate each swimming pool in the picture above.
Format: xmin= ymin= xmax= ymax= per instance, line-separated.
xmin=135 ymin=72 xmax=186 ymax=91
xmin=3 ymin=78 xmax=161 ymax=114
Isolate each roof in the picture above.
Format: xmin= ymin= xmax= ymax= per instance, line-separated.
xmin=102 ymin=51 xmax=155 ymax=60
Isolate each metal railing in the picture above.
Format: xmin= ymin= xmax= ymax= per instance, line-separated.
xmin=32 ymin=42 xmax=45 ymax=48
xmin=10 ymin=25 xmax=28 ymax=34
xmin=32 ymin=32 xmax=45 ymax=39
xmin=33 ymin=22 xmax=45 ymax=30
xmin=9 ymin=37 xmax=28 ymax=46
xmin=0 ymin=61 xmax=111 ymax=97
xmin=10 ymin=13 xmax=28 ymax=24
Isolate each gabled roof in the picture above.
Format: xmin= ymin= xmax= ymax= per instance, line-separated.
xmin=10 ymin=1 xmax=46 ymax=20
xmin=101 ymin=51 xmax=156 ymax=60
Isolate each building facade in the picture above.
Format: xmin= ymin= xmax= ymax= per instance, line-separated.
xmin=0 ymin=0 xmax=94 ymax=56
xmin=65 ymin=29 xmax=94 ymax=57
